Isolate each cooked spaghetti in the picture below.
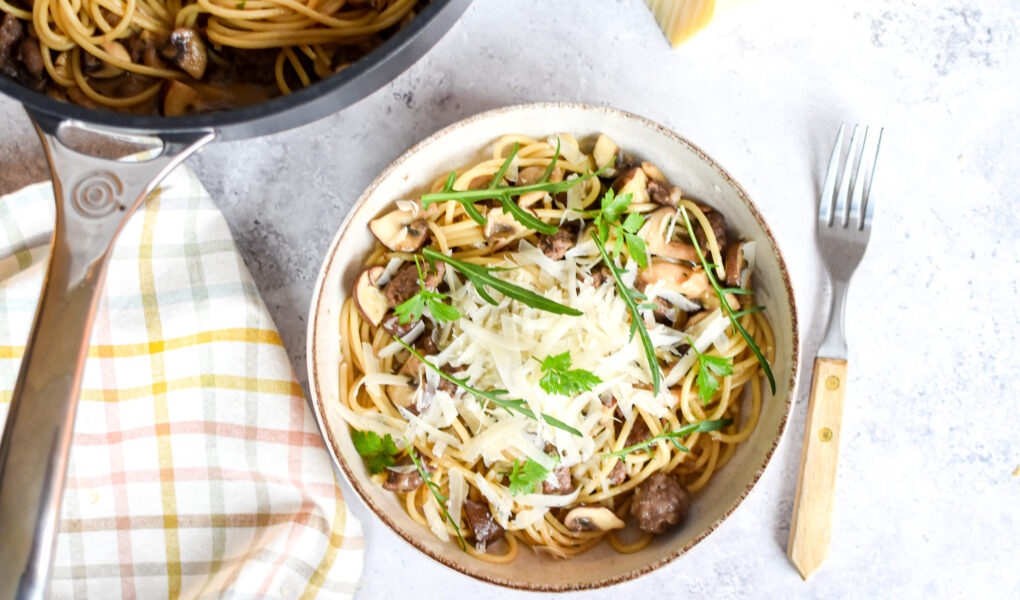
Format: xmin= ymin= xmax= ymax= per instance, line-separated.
xmin=0 ymin=0 xmax=420 ymax=114
xmin=337 ymin=133 xmax=776 ymax=561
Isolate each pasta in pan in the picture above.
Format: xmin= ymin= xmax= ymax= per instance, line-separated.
xmin=338 ymin=133 xmax=776 ymax=561
xmin=0 ymin=0 xmax=421 ymax=114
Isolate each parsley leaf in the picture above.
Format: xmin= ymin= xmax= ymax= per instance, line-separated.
xmin=687 ymin=336 xmax=734 ymax=405
xmin=351 ymin=429 xmax=401 ymax=474
xmin=536 ymin=351 xmax=601 ymax=396
xmin=679 ymin=206 xmax=775 ymax=393
xmin=393 ymin=256 xmax=462 ymax=325
xmin=405 ymin=437 xmax=467 ymax=551
xmin=501 ymin=456 xmax=558 ymax=496
xmin=603 ymin=418 xmax=734 ymax=458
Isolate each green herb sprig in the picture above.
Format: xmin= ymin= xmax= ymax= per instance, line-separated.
xmin=595 ymin=189 xmax=648 ymax=269
xmin=405 ymin=436 xmax=467 ymax=551
xmin=589 ymin=195 xmax=662 ymax=393
xmin=394 ymin=337 xmax=582 ymax=437
xmin=501 ymin=455 xmax=558 ymax=496
xmin=422 ymin=247 xmax=580 ymax=316
xmin=603 ymin=418 xmax=734 ymax=458
xmin=421 ymin=142 xmax=611 ymax=235
xmin=535 ymin=351 xmax=601 ymax=397
xmin=679 ymin=207 xmax=776 ymax=393
xmin=351 ymin=430 xmax=401 ymax=474
xmin=687 ymin=336 xmax=734 ymax=405
xmin=393 ymin=256 xmax=462 ymax=325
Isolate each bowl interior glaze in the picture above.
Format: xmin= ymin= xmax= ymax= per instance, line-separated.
xmin=307 ymin=103 xmax=799 ymax=591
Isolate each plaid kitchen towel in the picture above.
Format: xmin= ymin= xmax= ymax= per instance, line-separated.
xmin=0 ymin=165 xmax=363 ymax=599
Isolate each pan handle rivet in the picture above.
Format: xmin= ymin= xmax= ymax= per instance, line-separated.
xmin=825 ymin=375 xmax=839 ymax=390
xmin=818 ymin=427 xmax=833 ymax=442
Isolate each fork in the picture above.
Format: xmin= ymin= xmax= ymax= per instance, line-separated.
xmin=787 ymin=124 xmax=883 ymax=580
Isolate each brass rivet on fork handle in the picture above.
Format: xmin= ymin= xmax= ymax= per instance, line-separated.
xmin=0 ymin=110 xmax=213 ymax=600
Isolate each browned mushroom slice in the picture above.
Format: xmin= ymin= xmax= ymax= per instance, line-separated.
xmin=637 ymin=260 xmax=709 ymax=302
xmin=381 ymin=313 xmax=416 ymax=337
xmin=606 ymin=460 xmax=627 ymax=486
xmin=563 ymin=505 xmax=625 ymax=532
xmin=641 ymin=207 xmax=698 ymax=263
xmin=369 ymin=207 xmax=429 ymax=252
xmin=162 ymin=80 xmax=201 ymax=117
xmin=90 ymin=42 xmax=132 ymax=79
xmin=641 ymin=161 xmax=667 ymax=183
xmin=353 ymin=266 xmax=388 ymax=327
xmin=611 ymin=167 xmax=650 ymax=205
xmin=724 ymin=241 xmax=747 ymax=288
xmin=383 ymin=467 xmax=424 ymax=492
xmin=646 ymin=178 xmax=683 ymax=207
xmin=17 ymin=39 xmax=43 ymax=79
xmin=384 ymin=260 xmax=444 ymax=307
xmin=483 ymin=207 xmax=529 ymax=241
xmin=593 ymin=134 xmax=621 ymax=172
xmin=161 ymin=27 xmax=207 ymax=80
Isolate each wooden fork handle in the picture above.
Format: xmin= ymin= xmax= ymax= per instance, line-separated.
xmin=787 ymin=357 xmax=848 ymax=580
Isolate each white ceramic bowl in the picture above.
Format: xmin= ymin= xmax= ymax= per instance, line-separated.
xmin=307 ymin=103 xmax=800 ymax=590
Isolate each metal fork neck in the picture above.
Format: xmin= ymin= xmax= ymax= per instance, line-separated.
xmin=818 ymin=276 xmax=849 ymax=360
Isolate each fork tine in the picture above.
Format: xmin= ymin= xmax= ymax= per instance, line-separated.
xmin=833 ymin=125 xmax=862 ymax=228
xmin=861 ymin=127 xmax=884 ymax=231
xmin=818 ymin=123 xmax=845 ymax=226
xmin=848 ymin=127 xmax=870 ymax=229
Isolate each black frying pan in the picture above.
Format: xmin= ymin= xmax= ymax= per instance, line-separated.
xmin=0 ymin=1 xmax=469 ymax=596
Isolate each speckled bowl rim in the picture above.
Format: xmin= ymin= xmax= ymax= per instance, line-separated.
xmin=307 ymin=102 xmax=800 ymax=591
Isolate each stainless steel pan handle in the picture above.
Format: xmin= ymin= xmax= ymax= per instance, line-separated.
xmin=0 ymin=110 xmax=213 ymax=600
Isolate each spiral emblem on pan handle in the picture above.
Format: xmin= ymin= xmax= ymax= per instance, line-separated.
xmin=71 ymin=171 xmax=123 ymax=217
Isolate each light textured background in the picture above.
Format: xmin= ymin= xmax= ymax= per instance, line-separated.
xmin=1 ymin=0 xmax=1018 ymax=597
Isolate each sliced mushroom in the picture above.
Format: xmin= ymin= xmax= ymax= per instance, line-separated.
xmin=641 ymin=161 xmax=667 ymax=183
xmin=381 ymin=313 xmax=416 ymax=337
xmin=162 ymin=80 xmax=201 ymax=117
xmin=724 ymin=242 xmax=747 ymax=288
xmin=611 ymin=167 xmax=650 ymax=205
xmin=161 ymin=27 xmax=207 ymax=80
xmin=563 ymin=505 xmax=625 ymax=532
xmin=369 ymin=207 xmax=430 ymax=252
xmin=637 ymin=260 xmax=709 ymax=302
xmin=353 ymin=266 xmax=388 ymax=327
xmin=593 ymin=134 xmax=621 ymax=172
xmin=640 ymin=207 xmax=698 ymax=263
xmin=483 ymin=207 xmax=528 ymax=241
xmin=387 ymin=356 xmax=428 ymax=413
xmin=517 ymin=165 xmax=562 ymax=186
xmin=90 ymin=42 xmax=132 ymax=79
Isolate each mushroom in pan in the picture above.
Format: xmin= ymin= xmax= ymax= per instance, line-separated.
xmin=353 ymin=266 xmax=388 ymax=327
xmin=369 ymin=207 xmax=430 ymax=252
xmin=640 ymin=208 xmax=698 ymax=263
xmin=160 ymin=27 xmax=208 ymax=80
xmin=162 ymin=80 xmax=201 ymax=116
xmin=89 ymin=41 xmax=132 ymax=79
xmin=563 ymin=505 xmax=625 ymax=532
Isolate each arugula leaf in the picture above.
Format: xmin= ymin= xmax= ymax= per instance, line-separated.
xmin=394 ymin=337 xmax=583 ymax=437
xmin=731 ymin=305 xmax=765 ymax=319
xmin=351 ymin=429 xmax=401 ymax=474
xmin=420 ymin=146 xmax=613 ymax=235
xmin=603 ymin=418 xmax=734 ymax=458
xmin=501 ymin=456 xmax=558 ymax=496
xmin=405 ymin=437 xmax=467 ymax=551
xmin=590 ymin=227 xmax=662 ymax=394
xmin=535 ymin=351 xmax=602 ymax=396
xmin=686 ymin=336 xmax=734 ymax=405
xmin=422 ymin=247 xmax=581 ymax=316
xmin=679 ymin=207 xmax=776 ymax=393
xmin=393 ymin=257 xmax=462 ymax=325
